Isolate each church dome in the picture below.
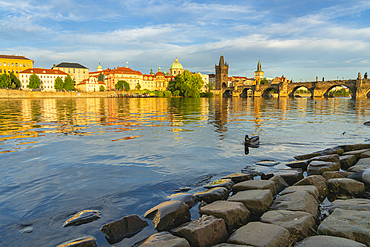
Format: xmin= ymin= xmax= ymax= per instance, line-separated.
xmin=170 ymin=58 xmax=183 ymax=70
xmin=97 ymin=62 xmax=103 ymax=72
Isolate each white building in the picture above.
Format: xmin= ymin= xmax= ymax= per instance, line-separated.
xmin=76 ymin=76 xmax=106 ymax=92
xmin=19 ymin=68 xmax=68 ymax=91
xmin=197 ymin=72 xmax=209 ymax=92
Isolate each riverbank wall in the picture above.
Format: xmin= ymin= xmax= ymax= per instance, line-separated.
xmin=0 ymin=89 xmax=121 ymax=99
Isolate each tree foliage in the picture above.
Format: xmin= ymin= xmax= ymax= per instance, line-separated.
xmin=168 ymin=70 xmax=204 ymax=97
xmin=0 ymin=73 xmax=11 ymax=88
xmin=115 ymin=80 xmax=124 ymax=90
xmin=54 ymin=77 xmax=64 ymax=90
xmin=123 ymin=81 xmax=130 ymax=92
xmin=63 ymin=75 xmax=74 ymax=90
xmin=136 ymin=83 xmax=141 ymax=90
xmin=9 ymin=72 xmax=20 ymax=88
xmin=260 ymin=78 xmax=269 ymax=84
xmin=27 ymin=73 xmax=41 ymax=89
xmin=99 ymin=85 xmax=105 ymax=91
xmin=206 ymin=82 xmax=214 ymax=92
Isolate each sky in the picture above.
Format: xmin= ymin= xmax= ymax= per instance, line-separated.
xmin=1 ymin=0 xmax=370 ymax=81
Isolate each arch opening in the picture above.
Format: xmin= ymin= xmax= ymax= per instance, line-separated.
xmin=240 ymin=88 xmax=253 ymax=98
xmin=324 ymin=85 xmax=353 ymax=98
xmin=293 ymin=86 xmax=312 ymax=98
xmin=262 ymin=88 xmax=279 ymax=98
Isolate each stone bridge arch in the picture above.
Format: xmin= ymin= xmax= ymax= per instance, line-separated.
xmin=288 ymin=85 xmax=314 ymax=98
xmin=322 ymin=84 xmax=355 ymax=98
xmin=240 ymin=87 xmax=253 ymax=98
xmin=261 ymin=86 xmax=279 ymax=98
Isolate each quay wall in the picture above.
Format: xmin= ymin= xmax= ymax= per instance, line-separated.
xmin=0 ymin=89 xmax=122 ymax=99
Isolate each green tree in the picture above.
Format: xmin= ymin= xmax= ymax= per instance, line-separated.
xmin=63 ymin=75 xmax=75 ymax=90
xmin=9 ymin=72 xmax=20 ymax=88
xmin=0 ymin=73 xmax=11 ymax=88
xmin=54 ymin=77 xmax=64 ymax=90
xmin=99 ymin=85 xmax=105 ymax=91
xmin=135 ymin=82 xmax=141 ymax=90
xmin=167 ymin=70 xmax=204 ymax=98
xmin=206 ymin=82 xmax=214 ymax=92
xmin=260 ymin=78 xmax=269 ymax=84
xmin=115 ymin=80 xmax=125 ymax=90
xmin=27 ymin=73 xmax=41 ymax=89
xmin=123 ymin=81 xmax=130 ymax=92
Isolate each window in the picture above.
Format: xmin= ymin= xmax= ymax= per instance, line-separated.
xmin=16 ymin=63 xmax=18 ymax=67
xmin=23 ymin=63 xmax=25 ymax=67
xmin=7 ymin=63 xmax=10 ymax=66
xmin=12 ymin=63 xmax=14 ymax=67
xmin=0 ymin=69 xmax=2 ymax=73
xmin=20 ymin=63 xmax=22 ymax=67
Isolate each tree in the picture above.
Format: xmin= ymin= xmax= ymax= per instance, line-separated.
xmin=27 ymin=73 xmax=41 ymax=89
xmin=99 ymin=85 xmax=105 ymax=91
xmin=54 ymin=77 xmax=64 ymax=90
xmin=206 ymin=82 xmax=214 ymax=92
xmin=9 ymin=72 xmax=20 ymax=88
xmin=260 ymin=78 xmax=269 ymax=84
xmin=63 ymin=75 xmax=75 ymax=90
xmin=168 ymin=70 xmax=203 ymax=97
xmin=0 ymin=73 xmax=11 ymax=88
xmin=115 ymin=80 xmax=125 ymax=90
xmin=136 ymin=82 xmax=141 ymax=90
xmin=123 ymin=81 xmax=130 ymax=92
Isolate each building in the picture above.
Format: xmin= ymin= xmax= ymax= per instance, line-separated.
xmin=102 ymin=66 xmax=143 ymax=90
xmin=0 ymin=55 xmax=34 ymax=78
xmin=169 ymin=58 xmax=184 ymax=76
xmin=19 ymin=68 xmax=68 ymax=91
xmin=52 ymin=62 xmax=89 ymax=84
xmin=196 ymin=72 xmax=209 ymax=92
xmin=254 ymin=59 xmax=264 ymax=81
xmin=76 ymin=77 xmax=106 ymax=92
xmin=215 ymin=55 xmax=229 ymax=90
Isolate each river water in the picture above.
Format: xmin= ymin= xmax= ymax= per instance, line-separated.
xmin=1 ymin=97 xmax=370 ymax=246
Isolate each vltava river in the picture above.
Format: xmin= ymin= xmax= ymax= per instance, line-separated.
xmin=1 ymin=97 xmax=370 ymax=246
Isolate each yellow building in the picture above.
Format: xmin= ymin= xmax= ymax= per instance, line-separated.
xmin=254 ymin=59 xmax=264 ymax=80
xmin=76 ymin=76 xmax=106 ymax=92
xmin=0 ymin=55 xmax=34 ymax=78
xmin=52 ymin=62 xmax=89 ymax=85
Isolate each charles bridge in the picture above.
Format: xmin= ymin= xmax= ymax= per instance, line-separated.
xmin=221 ymin=77 xmax=370 ymax=99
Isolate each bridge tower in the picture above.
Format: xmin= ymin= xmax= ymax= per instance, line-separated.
xmin=215 ymin=55 xmax=229 ymax=90
xmin=254 ymin=59 xmax=264 ymax=80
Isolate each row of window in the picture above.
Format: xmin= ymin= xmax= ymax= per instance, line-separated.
xmin=1 ymin=62 xmax=30 ymax=68
xmin=60 ymin=68 xmax=87 ymax=74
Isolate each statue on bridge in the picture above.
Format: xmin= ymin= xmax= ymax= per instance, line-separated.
xmin=365 ymin=72 xmax=368 ymax=79
xmin=358 ymin=72 xmax=362 ymax=80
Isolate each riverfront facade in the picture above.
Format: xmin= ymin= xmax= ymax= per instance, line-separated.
xmin=19 ymin=68 xmax=68 ymax=91
xmin=0 ymin=55 xmax=34 ymax=78
xmin=52 ymin=62 xmax=89 ymax=85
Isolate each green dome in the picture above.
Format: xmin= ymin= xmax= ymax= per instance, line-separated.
xmin=170 ymin=58 xmax=183 ymax=70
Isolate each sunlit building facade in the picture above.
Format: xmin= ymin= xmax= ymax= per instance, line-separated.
xmin=52 ymin=62 xmax=89 ymax=84
xmin=0 ymin=55 xmax=34 ymax=78
xmin=19 ymin=68 xmax=68 ymax=91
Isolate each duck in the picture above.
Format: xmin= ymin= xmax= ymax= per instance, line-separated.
xmin=245 ymin=135 xmax=259 ymax=146
xmin=347 ymin=168 xmax=370 ymax=184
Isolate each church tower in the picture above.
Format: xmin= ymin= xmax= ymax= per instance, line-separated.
xmin=215 ymin=55 xmax=229 ymax=90
xmin=254 ymin=59 xmax=264 ymax=80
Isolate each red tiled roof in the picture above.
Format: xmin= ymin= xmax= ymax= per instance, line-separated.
xmin=0 ymin=55 xmax=33 ymax=60
xmin=19 ymin=68 xmax=68 ymax=75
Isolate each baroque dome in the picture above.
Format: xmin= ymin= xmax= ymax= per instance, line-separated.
xmin=170 ymin=58 xmax=183 ymax=70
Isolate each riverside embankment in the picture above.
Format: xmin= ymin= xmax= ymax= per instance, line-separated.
xmin=0 ymin=89 xmax=121 ymax=98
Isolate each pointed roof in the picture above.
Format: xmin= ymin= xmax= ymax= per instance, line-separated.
xmin=256 ymin=59 xmax=262 ymax=72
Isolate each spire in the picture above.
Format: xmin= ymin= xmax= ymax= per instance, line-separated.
xmin=219 ymin=55 xmax=225 ymax=66
xmin=158 ymin=65 xmax=161 ymax=72
xmin=257 ymin=59 xmax=262 ymax=72
xmin=150 ymin=65 xmax=153 ymax=74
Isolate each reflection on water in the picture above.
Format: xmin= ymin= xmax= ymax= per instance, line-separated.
xmin=1 ymin=97 xmax=370 ymax=246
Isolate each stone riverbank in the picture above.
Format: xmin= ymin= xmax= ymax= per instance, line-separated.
xmin=51 ymin=143 xmax=370 ymax=247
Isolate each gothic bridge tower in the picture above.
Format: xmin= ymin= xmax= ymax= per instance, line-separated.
xmin=215 ymin=55 xmax=229 ymax=90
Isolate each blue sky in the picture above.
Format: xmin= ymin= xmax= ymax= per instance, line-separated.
xmin=1 ymin=0 xmax=370 ymax=81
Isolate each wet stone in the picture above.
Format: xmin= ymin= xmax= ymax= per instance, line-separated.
xmin=285 ymin=160 xmax=308 ymax=170
xmin=340 ymin=155 xmax=357 ymax=170
xmin=322 ymin=171 xmax=355 ymax=180
xmin=199 ymin=200 xmax=250 ymax=232
xmin=212 ymin=244 xmax=252 ymax=247
xmin=318 ymin=208 xmax=370 ymax=246
xmin=173 ymin=215 xmax=228 ymax=247
xmin=293 ymin=175 xmax=327 ymax=197
xmin=343 ymin=149 xmax=370 ymax=158
xmin=294 ymin=152 xmax=321 ymax=160
xmin=169 ymin=193 xmax=199 ymax=208
xmin=100 ymin=214 xmax=148 ymax=241
xmin=228 ymin=189 xmax=273 ymax=218
xmin=204 ymin=179 xmax=234 ymax=190
xmin=228 ymin=222 xmax=290 ymax=247
xmin=327 ymin=178 xmax=365 ymax=197
xmin=174 ymin=187 xmax=192 ymax=193
xmin=329 ymin=198 xmax=370 ymax=213
xmin=144 ymin=201 xmax=191 ymax=231
xmin=295 ymin=235 xmax=366 ymax=247
xmin=222 ymin=173 xmax=253 ymax=183
xmin=63 ymin=210 xmax=101 ymax=227
xmin=338 ymin=143 xmax=370 ymax=152
xmin=268 ymin=175 xmax=289 ymax=193
xmin=308 ymin=154 xmax=340 ymax=164
xmin=307 ymin=161 xmax=340 ymax=175
xmin=260 ymin=209 xmax=315 ymax=240
xmin=360 ymin=150 xmax=370 ymax=158
xmin=281 ymin=185 xmax=319 ymax=200
xmin=348 ymin=158 xmax=370 ymax=172
xmin=232 ymin=180 xmax=276 ymax=196
xmin=194 ymin=187 xmax=229 ymax=204
xmin=133 ymin=232 xmax=190 ymax=247
xmin=320 ymin=147 xmax=344 ymax=156
xmin=56 ymin=236 xmax=97 ymax=247
xmin=265 ymin=168 xmax=303 ymax=186
xmin=270 ymin=190 xmax=319 ymax=217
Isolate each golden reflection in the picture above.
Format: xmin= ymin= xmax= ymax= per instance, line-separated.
xmin=112 ymin=135 xmax=145 ymax=142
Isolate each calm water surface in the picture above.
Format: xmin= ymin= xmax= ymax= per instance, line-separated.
xmin=1 ymin=97 xmax=370 ymax=246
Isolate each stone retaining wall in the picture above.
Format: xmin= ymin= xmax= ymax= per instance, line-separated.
xmin=0 ymin=89 xmax=120 ymax=99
